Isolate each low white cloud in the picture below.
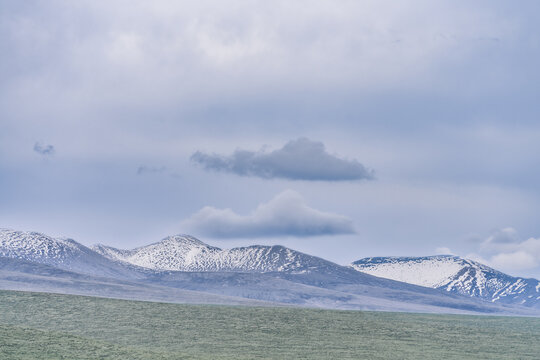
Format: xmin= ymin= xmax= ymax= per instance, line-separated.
xmin=181 ymin=190 xmax=355 ymax=238
xmin=464 ymin=228 xmax=540 ymax=274
xmin=464 ymin=252 xmax=490 ymax=266
xmin=490 ymin=251 xmax=538 ymax=271
xmin=435 ymin=247 xmax=454 ymax=255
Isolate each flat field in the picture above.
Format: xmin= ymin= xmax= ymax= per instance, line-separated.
xmin=0 ymin=290 xmax=538 ymax=359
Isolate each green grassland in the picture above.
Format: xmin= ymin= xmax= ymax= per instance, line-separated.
xmin=0 ymin=290 xmax=539 ymax=359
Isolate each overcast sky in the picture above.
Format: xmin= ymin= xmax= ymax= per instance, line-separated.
xmin=2 ymin=0 xmax=540 ymax=278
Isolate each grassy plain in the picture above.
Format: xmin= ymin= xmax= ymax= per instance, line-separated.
xmin=0 ymin=290 xmax=539 ymax=359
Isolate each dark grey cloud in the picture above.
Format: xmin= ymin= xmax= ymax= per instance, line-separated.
xmin=181 ymin=190 xmax=355 ymax=238
xmin=191 ymin=138 xmax=374 ymax=181
xmin=33 ymin=142 xmax=55 ymax=156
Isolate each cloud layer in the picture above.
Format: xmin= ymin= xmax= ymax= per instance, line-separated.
xmin=181 ymin=190 xmax=355 ymax=238
xmin=2 ymin=1 xmax=540 ymax=278
xmin=191 ymin=138 xmax=374 ymax=181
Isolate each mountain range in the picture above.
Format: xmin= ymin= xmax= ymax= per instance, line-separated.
xmin=92 ymin=235 xmax=330 ymax=273
xmin=1 ymin=228 xmax=539 ymax=315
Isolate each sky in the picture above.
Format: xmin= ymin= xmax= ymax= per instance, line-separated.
xmin=2 ymin=0 xmax=540 ymax=278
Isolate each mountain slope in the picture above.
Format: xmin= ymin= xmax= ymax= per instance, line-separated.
xmin=350 ymin=255 xmax=540 ymax=307
xmin=0 ymin=229 xmax=142 ymax=279
xmin=145 ymin=270 xmax=540 ymax=315
xmin=0 ymin=256 xmax=270 ymax=307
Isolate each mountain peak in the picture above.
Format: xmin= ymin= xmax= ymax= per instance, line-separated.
xmin=0 ymin=229 xmax=83 ymax=258
xmin=155 ymin=234 xmax=220 ymax=249
xmin=0 ymin=229 xmax=138 ymax=278
xmin=351 ymin=255 xmax=540 ymax=306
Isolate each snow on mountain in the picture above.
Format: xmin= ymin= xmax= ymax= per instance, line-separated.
xmin=92 ymin=234 xmax=338 ymax=273
xmin=0 ymin=229 xmax=141 ymax=278
xmin=350 ymin=255 xmax=540 ymax=307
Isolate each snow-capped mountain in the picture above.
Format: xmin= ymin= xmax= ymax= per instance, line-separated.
xmin=92 ymin=234 xmax=342 ymax=274
xmin=2 ymin=228 xmax=540 ymax=314
xmin=350 ymin=255 xmax=540 ymax=307
xmin=0 ymin=229 xmax=141 ymax=278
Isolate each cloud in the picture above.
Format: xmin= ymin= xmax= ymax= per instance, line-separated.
xmin=490 ymin=251 xmax=538 ymax=271
xmin=136 ymin=165 xmax=181 ymax=179
xmin=464 ymin=228 xmax=540 ymax=274
xmin=136 ymin=165 xmax=167 ymax=175
xmin=181 ymin=190 xmax=355 ymax=238
xmin=33 ymin=142 xmax=55 ymax=156
xmin=482 ymin=227 xmax=520 ymax=247
xmin=191 ymin=138 xmax=374 ymax=181
xmin=464 ymin=253 xmax=490 ymax=266
xmin=479 ymin=228 xmax=540 ymax=256
xmin=435 ymin=247 xmax=454 ymax=255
